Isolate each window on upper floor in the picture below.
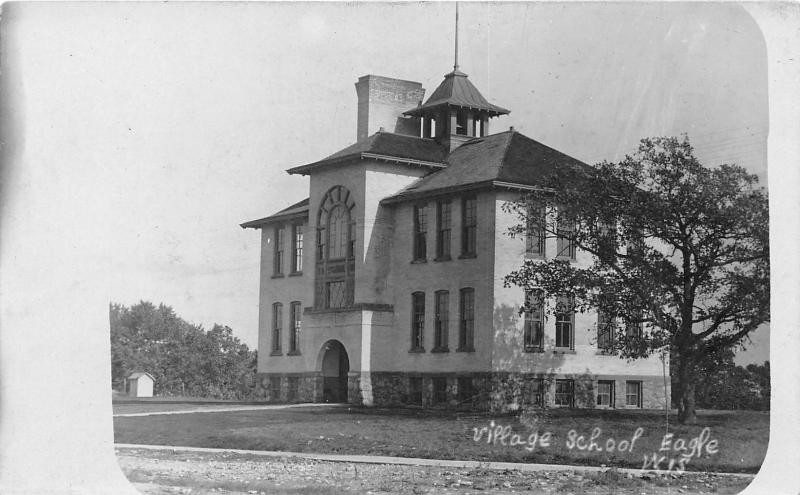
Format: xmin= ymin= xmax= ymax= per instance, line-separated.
xmin=627 ymin=228 xmax=645 ymax=259
xmin=274 ymin=226 xmax=285 ymax=275
xmin=289 ymin=301 xmax=301 ymax=355
xmin=524 ymin=289 xmax=544 ymax=351
xmin=436 ymin=200 xmax=452 ymax=260
xmin=555 ymin=295 xmax=575 ymax=350
xmin=526 ymin=206 xmax=546 ymax=256
xmin=461 ymin=196 xmax=477 ymax=257
xmin=458 ymin=288 xmax=475 ymax=352
xmin=271 ymin=302 xmax=283 ymax=355
xmin=292 ymin=224 xmax=304 ymax=274
xmin=597 ymin=292 xmax=615 ymax=351
xmin=410 ymin=292 xmax=425 ymax=352
xmin=328 ymin=205 xmax=349 ymax=259
xmin=625 ymin=309 xmax=644 ymax=339
xmin=597 ymin=221 xmax=617 ymax=263
xmin=413 ymin=204 xmax=428 ymax=261
xmin=433 ymin=290 xmax=449 ymax=352
xmin=315 ymin=186 xmax=356 ymax=309
xmin=556 ymin=210 xmax=577 ymax=260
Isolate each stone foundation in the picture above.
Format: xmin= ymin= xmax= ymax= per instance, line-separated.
xmin=255 ymin=372 xmax=321 ymax=403
xmin=255 ymin=371 xmax=668 ymax=411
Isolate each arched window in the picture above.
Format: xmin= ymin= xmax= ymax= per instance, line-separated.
xmin=315 ymin=186 xmax=356 ymax=309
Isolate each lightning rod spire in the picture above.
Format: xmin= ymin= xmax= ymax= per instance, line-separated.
xmin=454 ymin=2 xmax=460 ymax=71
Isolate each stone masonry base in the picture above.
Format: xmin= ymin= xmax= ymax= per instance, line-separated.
xmin=255 ymin=371 xmax=668 ymax=412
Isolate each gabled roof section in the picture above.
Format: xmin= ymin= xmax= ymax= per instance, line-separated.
xmin=287 ymin=132 xmax=448 ymax=176
xmin=127 ymin=371 xmax=155 ymax=381
xmin=381 ymin=130 xmax=593 ymax=204
xmin=404 ymin=70 xmax=510 ymax=117
xmin=240 ymin=198 xmax=309 ymax=229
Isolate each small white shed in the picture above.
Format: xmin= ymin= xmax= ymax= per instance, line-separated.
xmin=126 ymin=372 xmax=155 ymax=398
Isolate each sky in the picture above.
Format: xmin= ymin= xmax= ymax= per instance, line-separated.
xmin=6 ymin=2 xmax=769 ymax=364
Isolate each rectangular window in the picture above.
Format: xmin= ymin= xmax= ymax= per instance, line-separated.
xmin=269 ymin=376 xmax=281 ymax=400
xmin=408 ymin=377 xmax=423 ymax=405
xmin=524 ymin=290 xmax=544 ymax=351
xmin=292 ymin=224 xmax=304 ymax=273
xmin=555 ymin=295 xmax=574 ymax=349
xmin=433 ymin=377 xmax=448 ymax=404
xmin=289 ymin=301 xmax=301 ymax=354
xmin=413 ymin=204 xmax=428 ymax=260
xmin=434 ymin=291 xmax=449 ymax=351
xmin=274 ymin=227 xmax=285 ymax=275
xmin=597 ymin=380 xmax=615 ymax=407
xmin=271 ymin=303 xmax=282 ymax=354
xmin=597 ymin=294 xmax=615 ymax=351
xmin=287 ymin=377 xmax=299 ymax=401
xmin=461 ymin=196 xmax=477 ymax=256
xmin=556 ymin=212 xmax=576 ymax=260
xmin=626 ymin=381 xmax=642 ymax=407
xmin=457 ymin=377 xmax=475 ymax=405
xmin=626 ymin=310 xmax=643 ymax=338
xmin=526 ymin=378 xmax=545 ymax=407
xmin=526 ymin=207 xmax=546 ymax=256
xmin=411 ymin=292 xmax=425 ymax=351
xmin=458 ymin=288 xmax=475 ymax=351
xmin=627 ymin=230 xmax=645 ymax=258
xmin=316 ymin=226 xmax=325 ymax=262
xmin=436 ymin=200 xmax=452 ymax=259
xmin=598 ymin=221 xmax=617 ymax=262
xmin=555 ymin=379 xmax=574 ymax=407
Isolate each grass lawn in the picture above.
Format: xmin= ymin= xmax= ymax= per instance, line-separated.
xmin=113 ymin=397 xmax=274 ymax=415
xmin=114 ymin=405 xmax=768 ymax=474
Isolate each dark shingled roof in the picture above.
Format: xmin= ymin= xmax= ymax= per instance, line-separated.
xmin=240 ymin=198 xmax=309 ymax=229
xmin=287 ymin=132 xmax=448 ymax=175
xmin=382 ymin=130 xmax=593 ymax=203
xmin=404 ymin=70 xmax=509 ymax=117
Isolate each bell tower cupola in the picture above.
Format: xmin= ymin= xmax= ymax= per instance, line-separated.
xmin=403 ymin=3 xmax=509 ymax=151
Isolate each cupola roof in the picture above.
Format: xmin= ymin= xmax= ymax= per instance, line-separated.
xmin=403 ymin=69 xmax=510 ymax=118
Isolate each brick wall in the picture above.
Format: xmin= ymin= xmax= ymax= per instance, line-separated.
xmin=355 ymin=75 xmax=425 ymax=141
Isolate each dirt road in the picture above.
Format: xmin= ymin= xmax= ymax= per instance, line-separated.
xmin=116 ymin=447 xmax=753 ymax=495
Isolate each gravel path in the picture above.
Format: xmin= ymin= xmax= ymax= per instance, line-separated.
xmin=116 ymin=447 xmax=754 ymax=495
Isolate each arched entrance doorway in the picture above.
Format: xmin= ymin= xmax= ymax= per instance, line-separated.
xmin=320 ymin=340 xmax=349 ymax=403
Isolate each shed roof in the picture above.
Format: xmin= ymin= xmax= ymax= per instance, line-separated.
xmin=403 ymin=70 xmax=509 ymax=117
xmin=240 ymin=198 xmax=310 ymax=229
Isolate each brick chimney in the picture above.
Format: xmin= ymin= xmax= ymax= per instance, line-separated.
xmin=355 ymin=75 xmax=425 ymax=141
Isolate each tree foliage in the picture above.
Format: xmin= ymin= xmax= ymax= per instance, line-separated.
xmin=504 ymin=136 xmax=769 ymax=423
xmin=683 ymin=347 xmax=769 ymax=410
xmin=110 ymin=301 xmax=257 ymax=399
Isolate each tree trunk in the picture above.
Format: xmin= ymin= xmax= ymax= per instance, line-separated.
xmin=676 ymin=357 xmax=698 ymax=424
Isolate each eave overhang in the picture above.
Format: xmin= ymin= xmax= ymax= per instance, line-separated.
xmin=287 ymin=152 xmax=447 ymax=176
xmin=380 ymin=180 xmax=555 ymax=206
xmin=240 ymin=209 xmax=309 ymax=229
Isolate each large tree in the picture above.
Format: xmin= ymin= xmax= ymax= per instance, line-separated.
xmin=504 ymin=136 xmax=769 ymax=424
